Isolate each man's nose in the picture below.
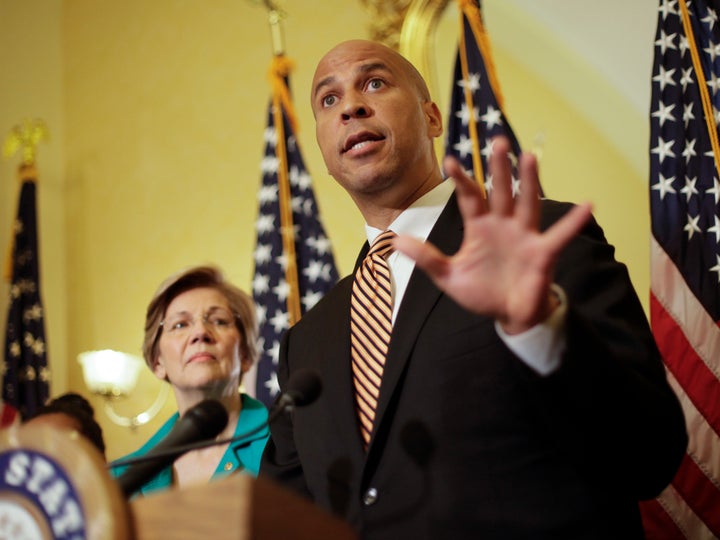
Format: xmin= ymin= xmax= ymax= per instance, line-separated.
xmin=341 ymin=93 xmax=371 ymax=120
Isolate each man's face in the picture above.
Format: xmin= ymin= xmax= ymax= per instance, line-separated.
xmin=311 ymin=40 xmax=442 ymax=206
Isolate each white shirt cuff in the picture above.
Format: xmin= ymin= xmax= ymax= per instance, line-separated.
xmin=494 ymin=284 xmax=568 ymax=376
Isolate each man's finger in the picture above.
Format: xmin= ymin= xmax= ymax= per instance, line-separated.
xmin=393 ymin=235 xmax=450 ymax=284
xmin=443 ymin=155 xmax=488 ymax=218
xmin=543 ymin=202 xmax=594 ymax=256
xmin=487 ymin=137 xmax=513 ymax=216
xmin=515 ymin=152 xmax=541 ymax=230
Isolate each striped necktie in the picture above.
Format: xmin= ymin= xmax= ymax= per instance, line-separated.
xmin=351 ymin=230 xmax=396 ymax=449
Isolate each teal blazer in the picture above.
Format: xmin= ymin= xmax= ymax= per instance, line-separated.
xmin=112 ymin=394 xmax=269 ymax=498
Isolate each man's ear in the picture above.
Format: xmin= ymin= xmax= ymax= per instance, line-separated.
xmin=424 ymin=101 xmax=443 ymax=138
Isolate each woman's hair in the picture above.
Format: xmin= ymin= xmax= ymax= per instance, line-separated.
xmin=29 ymin=392 xmax=106 ymax=457
xmin=142 ymin=265 xmax=259 ymax=369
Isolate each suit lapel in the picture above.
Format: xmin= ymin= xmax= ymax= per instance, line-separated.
xmin=369 ymin=194 xmax=463 ymax=449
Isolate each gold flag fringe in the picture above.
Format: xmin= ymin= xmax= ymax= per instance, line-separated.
xmin=268 ymin=55 xmax=301 ymax=325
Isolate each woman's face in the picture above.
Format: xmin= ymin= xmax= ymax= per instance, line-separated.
xmin=153 ymin=287 xmax=247 ymax=394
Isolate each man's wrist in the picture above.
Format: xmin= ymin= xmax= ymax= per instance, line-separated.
xmin=546 ymin=283 xmax=566 ymax=317
xmin=500 ymin=284 xmax=566 ymax=335
xmin=495 ymin=284 xmax=568 ymax=375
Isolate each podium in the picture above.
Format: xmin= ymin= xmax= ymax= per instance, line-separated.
xmin=130 ymin=471 xmax=358 ymax=539
xmin=0 ymin=424 xmax=357 ymax=539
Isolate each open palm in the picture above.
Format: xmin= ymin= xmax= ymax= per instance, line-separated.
xmin=393 ymin=137 xmax=592 ymax=334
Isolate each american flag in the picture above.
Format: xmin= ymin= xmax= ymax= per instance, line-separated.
xmin=641 ymin=0 xmax=720 ymax=538
xmin=252 ymin=56 xmax=339 ymax=408
xmin=0 ymin=401 xmax=18 ymax=428
xmin=445 ymin=0 xmax=525 ymax=197
xmin=3 ymin=165 xmax=50 ymax=420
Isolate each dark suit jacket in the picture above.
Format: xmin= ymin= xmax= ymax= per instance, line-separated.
xmin=260 ymin=195 xmax=687 ymax=540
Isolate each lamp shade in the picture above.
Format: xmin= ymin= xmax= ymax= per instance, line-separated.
xmin=77 ymin=349 xmax=144 ymax=397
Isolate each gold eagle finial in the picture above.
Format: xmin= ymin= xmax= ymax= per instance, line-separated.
xmin=3 ymin=119 xmax=49 ymax=166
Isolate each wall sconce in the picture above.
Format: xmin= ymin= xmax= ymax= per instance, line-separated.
xmin=78 ymin=349 xmax=169 ymax=429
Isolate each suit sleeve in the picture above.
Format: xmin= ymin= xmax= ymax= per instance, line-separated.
xmin=528 ymin=202 xmax=688 ymax=500
xmin=259 ymin=329 xmax=312 ymax=499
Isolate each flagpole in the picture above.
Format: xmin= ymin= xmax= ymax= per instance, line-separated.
xmin=677 ymin=0 xmax=720 ymax=173
xmin=457 ymin=11 xmax=485 ymax=196
xmin=251 ymin=1 xmax=340 ymax=404
xmin=259 ymin=0 xmax=302 ymax=325
xmin=271 ymin=66 xmax=302 ymax=326
xmin=259 ymin=0 xmax=286 ymax=56
xmin=456 ymin=0 xmax=510 ymax=198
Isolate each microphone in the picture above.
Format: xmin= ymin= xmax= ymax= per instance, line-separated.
xmin=108 ymin=369 xmax=322 ymax=484
xmin=114 ymin=399 xmax=228 ymax=498
xmin=269 ymin=367 xmax=323 ymax=418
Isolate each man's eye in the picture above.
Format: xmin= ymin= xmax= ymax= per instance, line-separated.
xmin=322 ymin=95 xmax=337 ymax=107
xmin=368 ymin=79 xmax=384 ymax=90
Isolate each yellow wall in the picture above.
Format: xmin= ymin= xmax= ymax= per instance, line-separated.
xmin=495 ymin=49 xmax=649 ymax=299
xmin=1 ymin=1 xmax=649 ymax=461
xmin=0 ymin=0 xmax=69 ymax=392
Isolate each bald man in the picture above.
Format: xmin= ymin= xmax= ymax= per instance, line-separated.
xmin=261 ymin=40 xmax=686 ymax=540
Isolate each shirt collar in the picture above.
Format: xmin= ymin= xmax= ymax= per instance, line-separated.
xmin=364 ymin=179 xmax=454 ymax=244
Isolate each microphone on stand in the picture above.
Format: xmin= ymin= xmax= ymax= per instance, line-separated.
xmin=109 ymin=368 xmax=322 ymax=496
xmin=114 ymin=399 xmax=228 ymax=498
xmin=268 ymin=367 xmax=322 ymax=420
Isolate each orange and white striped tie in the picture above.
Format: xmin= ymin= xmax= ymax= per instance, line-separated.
xmin=350 ymin=230 xmax=395 ymax=449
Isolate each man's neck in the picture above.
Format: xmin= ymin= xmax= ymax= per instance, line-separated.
xmin=356 ymin=170 xmax=444 ymax=230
